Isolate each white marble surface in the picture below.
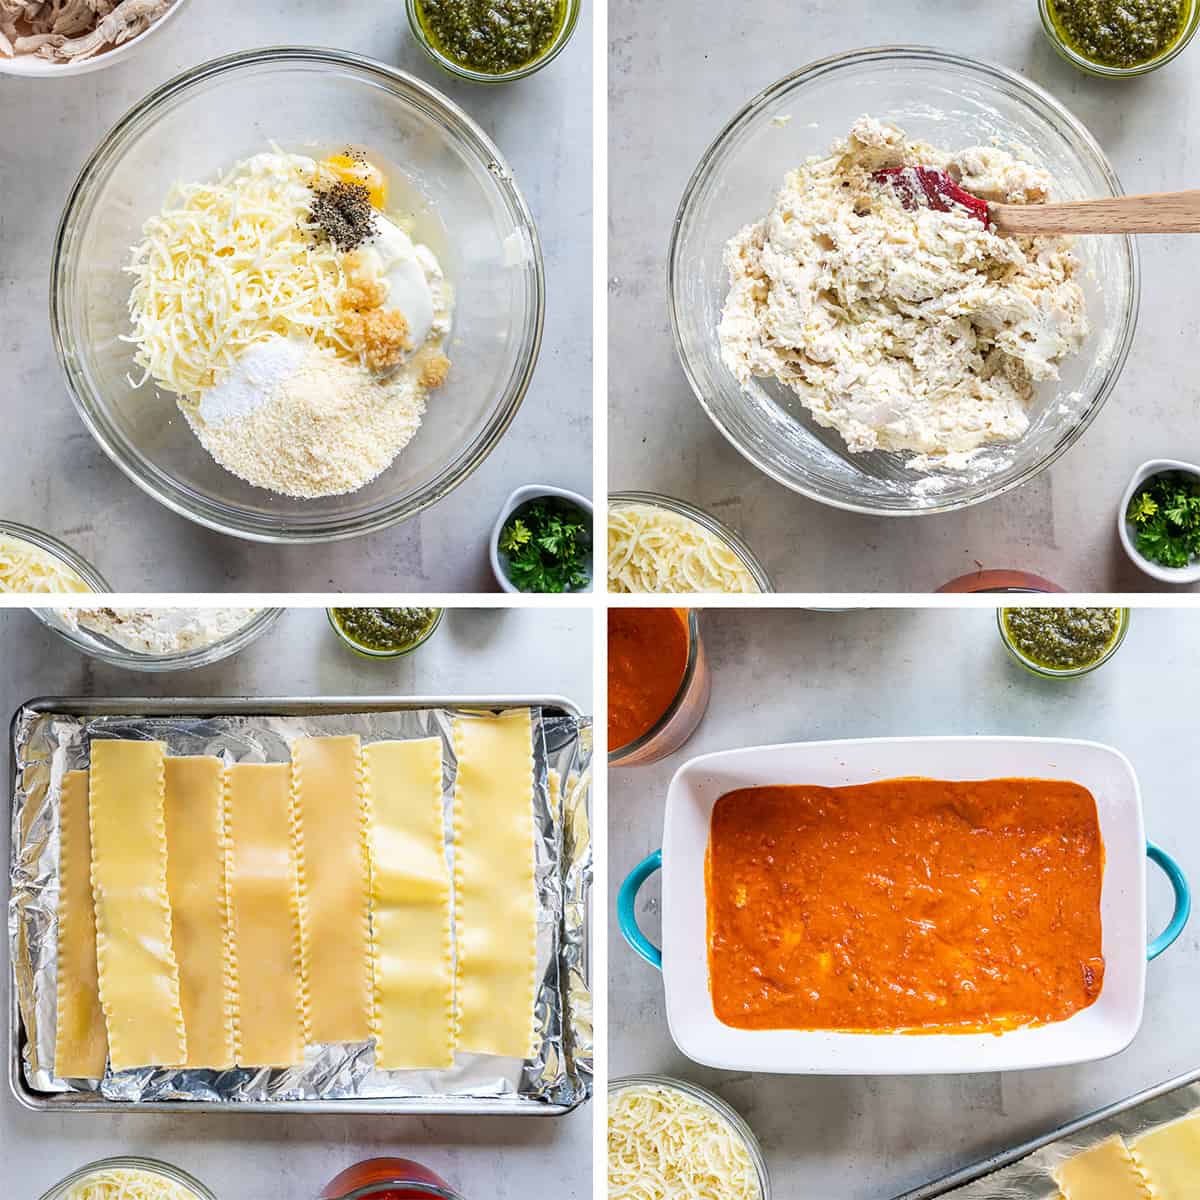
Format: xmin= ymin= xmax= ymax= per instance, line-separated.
xmin=609 ymin=0 xmax=1200 ymax=592
xmin=0 ymin=605 xmax=592 ymax=1199
xmin=0 ymin=1 xmax=591 ymax=592
xmin=609 ymin=607 xmax=1200 ymax=1198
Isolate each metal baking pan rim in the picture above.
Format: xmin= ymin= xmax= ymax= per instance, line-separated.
xmin=894 ymin=1064 xmax=1200 ymax=1198
xmin=8 ymin=693 xmax=587 ymax=1117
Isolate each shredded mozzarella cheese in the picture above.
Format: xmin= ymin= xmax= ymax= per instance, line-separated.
xmin=608 ymin=503 xmax=761 ymax=594
xmin=608 ymin=1084 xmax=762 ymax=1200
xmin=125 ymin=152 xmax=347 ymax=397
xmin=0 ymin=535 xmax=90 ymax=593
xmin=60 ymin=1167 xmax=200 ymax=1200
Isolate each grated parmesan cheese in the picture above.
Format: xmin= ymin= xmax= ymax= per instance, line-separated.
xmin=125 ymin=152 xmax=347 ymax=397
xmin=60 ymin=1167 xmax=201 ymax=1200
xmin=608 ymin=503 xmax=761 ymax=594
xmin=608 ymin=1083 xmax=762 ymax=1200
xmin=0 ymin=535 xmax=91 ymax=593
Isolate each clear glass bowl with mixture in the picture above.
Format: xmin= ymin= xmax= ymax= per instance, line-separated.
xmin=30 ymin=607 xmax=284 ymax=672
xmin=52 ymin=47 xmax=544 ymax=543
xmin=669 ymin=45 xmax=1139 ymax=517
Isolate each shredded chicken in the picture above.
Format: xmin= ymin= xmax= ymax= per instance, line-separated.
xmin=0 ymin=0 xmax=172 ymax=61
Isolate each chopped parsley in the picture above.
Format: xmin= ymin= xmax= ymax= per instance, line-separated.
xmin=499 ymin=499 xmax=591 ymax=593
xmin=1126 ymin=471 xmax=1200 ymax=569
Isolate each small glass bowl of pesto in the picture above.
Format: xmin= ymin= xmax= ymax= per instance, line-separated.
xmin=999 ymin=607 xmax=1130 ymax=678
xmin=407 ymin=0 xmax=580 ymax=83
xmin=327 ymin=607 xmax=445 ymax=659
xmin=1040 ymin=0 xmax=1198 ymax=76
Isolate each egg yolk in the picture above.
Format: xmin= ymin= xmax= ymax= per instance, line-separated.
xmin=323 ymin=154 xmax=387 ymax=209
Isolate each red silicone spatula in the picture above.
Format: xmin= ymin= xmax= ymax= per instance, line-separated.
xmin=873 ymin=165 xmax=1200 ymax=235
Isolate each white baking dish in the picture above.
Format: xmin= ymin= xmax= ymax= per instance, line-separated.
xmin=618 ymin=737 xmax=1190 ymax=1075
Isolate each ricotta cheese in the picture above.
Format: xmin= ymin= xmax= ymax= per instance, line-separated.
xmin=719 ymin=116 xmax=1089 ymax=463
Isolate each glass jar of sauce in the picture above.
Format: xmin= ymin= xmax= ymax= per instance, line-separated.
xmin=936 ymin=569 xmax=1065 ymax=594
xmin=609 ymin=608 xmax=711 ymax=767
xmin=319 ymin=1158 xmax=464 ymax=1200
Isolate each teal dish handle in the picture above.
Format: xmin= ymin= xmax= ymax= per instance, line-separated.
xmin=1147 ymin=841 xmax=1191 ymax=961
xmin=619 ymin=849 xmax=663 ymax=969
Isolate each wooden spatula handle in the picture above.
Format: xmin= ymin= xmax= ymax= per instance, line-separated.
xmin=992 ymin=190 xmax=1200 ymax=236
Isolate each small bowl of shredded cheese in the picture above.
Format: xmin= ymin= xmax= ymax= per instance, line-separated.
xmin=609 ymin=1075 xmax=771 ymax=1200
xmin=0 ymin=521 xmax=107 ymax=593
xmin=608 ymin=493 xmax=772 ymax=593
xmin=39 ymin=1158 xmax=216 ymax=1200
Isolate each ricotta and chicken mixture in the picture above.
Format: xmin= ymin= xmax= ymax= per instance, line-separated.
xmin=719 ymin=117 xmax=1088 ymax=465
xmin=126 ymin=148 xmax=453 ymax=498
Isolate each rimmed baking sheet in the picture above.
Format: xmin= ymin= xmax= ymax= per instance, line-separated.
xmin=894 ymin=1068 xmax=1200 ymax=1197
xmin=8 ymin=695 xmax=592 ymax=1115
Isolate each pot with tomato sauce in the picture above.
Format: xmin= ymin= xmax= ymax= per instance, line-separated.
xmin=608 ymin=608 xmax=710 ymax=766
xmin=319 ymin=1159 xmax=464 ymax=1200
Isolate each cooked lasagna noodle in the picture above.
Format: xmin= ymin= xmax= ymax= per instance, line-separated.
xmin=163 ymin=757 xmax=234 ymax=1070
xmin=1132 ymin=1113 xmax=1200 ymax=1198
xmin=719 ymin=117 xmax=1088 ymax=464
xmin=453 ymin=708 xmax=539 ymax=1059
xmin=608 ymin=502 xmax=760 ymax=594
xmin=224 ymin=763 xmax=306 ymax=1067
xmin=364 ymin=738 xmax=454 ymax=1070
xmin=88 ymin=740 xmax=187 ymax=1071
xmin=59 ymin=1168 xmax=202 ymax=1200
xmin=0 ymin=534 xmax=89 ymax=593
xmin=54 ymin=770 xmax=107 ymax=1079
xmin=707 ymin=778 xmax=1105 ymax=1032
xmin=290 ymin=735 xmax=373 ymax=1044
xmin=608 ymin=1083 xmax=762 ymax=1200
xmin=1055 ymin=1136 xmax=1150 ymax=1200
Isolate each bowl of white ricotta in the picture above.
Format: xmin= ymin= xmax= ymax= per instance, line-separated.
xmin=52 ymin=47 xmax=543 ymax=543
xmin=669 ymin=45 xmax=1138 ymax=516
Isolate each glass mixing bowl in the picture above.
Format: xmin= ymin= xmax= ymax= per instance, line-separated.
xmin=669 ymin=45 xmax=1139 ymax=517
xmin=52 ymin=47 xmax=544 ymax=543
xmin=30 ymin=607 xmax=283 ymax=671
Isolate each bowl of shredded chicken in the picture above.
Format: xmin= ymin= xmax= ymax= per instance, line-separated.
xmin=0 ymin=0 xmax=192 ymax=76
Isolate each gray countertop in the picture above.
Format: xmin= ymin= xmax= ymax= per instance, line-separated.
xmin=0 ymin=2 xmax=591 ymax=592
xmin=609 ymin=0 xmax=1200 ymax=592
xmin=0 ymin=605 xmax=593 ymax=1200
xmin=608 ymin=607 xmax=1200 ymax=1198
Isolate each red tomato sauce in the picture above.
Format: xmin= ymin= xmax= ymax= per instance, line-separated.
xmin=706 ymin=778 xmax=1105 ymax=1033
xmin=607 ymin=608 xmax=689 ymax=752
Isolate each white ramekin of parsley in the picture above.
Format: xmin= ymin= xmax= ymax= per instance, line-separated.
xmin=1119 ymin=459 xmax=1200 ymax=584
xmin=490 ymin=485 xmax=593 ymax=593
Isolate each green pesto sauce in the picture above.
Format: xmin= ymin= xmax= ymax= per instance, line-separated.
xmin=1048 ymin=0 xmax=1189 ymax=67
xmin=332 ymin=607 xmax=439 ymax=652
xmin=416 ymin=0 xmax=566 ymax=74
xmin=1003 ymin=607 xmax=1121 ymax=670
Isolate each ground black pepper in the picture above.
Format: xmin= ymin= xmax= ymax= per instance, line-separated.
xmin=308 ymin=180 xmax=377 ymax=252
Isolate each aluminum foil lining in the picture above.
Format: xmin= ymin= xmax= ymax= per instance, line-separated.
xmin=9 ymin=702 xmax=592 ymax=1111
xmin=902 ymin=1080 xmax=1200 ymax=1198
